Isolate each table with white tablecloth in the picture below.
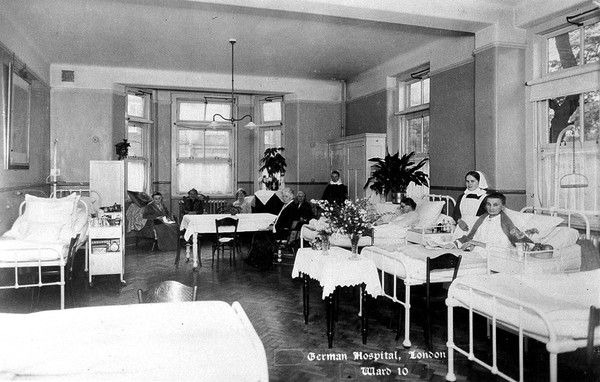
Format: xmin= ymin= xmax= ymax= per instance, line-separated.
xmin=292 ymin=246 xmax=382 ymax=348
xmin=0 ymin=301 xmax=268 ymax=381
xmin=180 ymin=213 xmax=277 ymax=269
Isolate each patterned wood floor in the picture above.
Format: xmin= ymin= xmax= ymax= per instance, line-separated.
xmin=0 ymin=240 xmax=597 ymax=381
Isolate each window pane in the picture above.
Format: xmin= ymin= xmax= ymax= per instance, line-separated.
xmin=548 ymin=29 xmax=581 ymax=73
xmin=406 ymin=117 xmax=422 ymax=153
xmin=127 ymin=160 xmax=146 ymax=192
xmin=205 ymin=130 xmax=231 ymax=159
xmin=127 ymin=94 xmax=145 ymax=118
xmin=176 ymin=162 xmax=232 ymax=195
xmin=263 ymin=129 xmax=281 ymax=148
xmin=423 ymin=78 xmax=430 ymax=104
xmin=178 ymin=129 xmax=205 ymax=158
xmin=179 ymin=101 xmax=206 ymax=121
xmin=206 ymin=103 xmax=231 ymax=121
xmin=547 ymin=94 xmax=581 ymax=143
xmin=127 ymin=124 xmax=143 ymax=157
xmin=583 ymin=90 xmax=600 ymax=141
xmin=262 ymin=101 xmax=282 ymax=122
xmin=584 ymin=21 xmax=600 ymax=65
xmin=422 ymin=115 xmax=430 ymax=153
xmin=409 ymin=82 xmax=421 ymax=107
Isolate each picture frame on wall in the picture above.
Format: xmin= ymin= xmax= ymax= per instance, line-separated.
xmin=3 ymin=62 xmax=31 ymax=169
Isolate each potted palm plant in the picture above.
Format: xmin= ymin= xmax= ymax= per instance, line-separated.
xmin=364 ymin=151 xmax=429 ymax=203
xmin=259 ymin=147 xmax=287 ymax=190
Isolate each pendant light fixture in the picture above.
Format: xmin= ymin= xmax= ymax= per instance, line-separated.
xmin=208 ymin=39 xmax=257 ymax=129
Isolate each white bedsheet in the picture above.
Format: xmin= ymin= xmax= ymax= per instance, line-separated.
xmin=0 ymin=238 xmax=68 ymax=262
xmin=0 ymin=301 xmax=268 ymax=381
xmin=361 ymin=244 xmax=488 ymax=283
xmin=448 ymin=270 xmax=600 ymax=340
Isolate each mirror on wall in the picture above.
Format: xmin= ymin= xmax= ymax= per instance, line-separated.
xmin=3 ymin=62 xmax=31 ymax=169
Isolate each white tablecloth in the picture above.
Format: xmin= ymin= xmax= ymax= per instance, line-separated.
xmin=181 ymin=213 xmax=277 ymax=240
xmin=292 ymin=247 xmax=382 ymax=299
xmin=0 ymin=301 xmax=268 ymax=381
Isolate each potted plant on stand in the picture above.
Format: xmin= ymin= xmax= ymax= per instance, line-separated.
xmin=259 ymin=147 xmax=287 ymax=191
xmin=364 ymin=151 xmax=429 ymax=203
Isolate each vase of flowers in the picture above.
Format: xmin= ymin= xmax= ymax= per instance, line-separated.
xmin=312 ymin=198 xmax=379 ymax=260
xmin=312 ymin=216 xmax=333 ymax=255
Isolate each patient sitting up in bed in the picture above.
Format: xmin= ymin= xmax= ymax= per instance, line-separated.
xmin=453 ymin=192 xmax=532 ymax=251
xmin=389 ymin=197 xmax=419 ymax=227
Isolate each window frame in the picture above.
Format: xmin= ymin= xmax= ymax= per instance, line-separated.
xmin=171 ymin=92 xmax=237 ymax=198
xmin=126 ymin=90 xmax=152 ymax=193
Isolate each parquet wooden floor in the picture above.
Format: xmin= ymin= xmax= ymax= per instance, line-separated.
xmin=0 ymin=240 xmax=597 ymax=381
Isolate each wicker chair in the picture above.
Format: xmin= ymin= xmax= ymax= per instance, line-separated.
xmin=137 ymin=280 xmax=198 ymax=303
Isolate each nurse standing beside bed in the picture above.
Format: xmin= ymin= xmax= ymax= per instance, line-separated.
xmin=452 ymin=171 xmax=490 ymax=232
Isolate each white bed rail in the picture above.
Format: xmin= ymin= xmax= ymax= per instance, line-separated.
xmin=0 ymin=247 xmax=67 ymax=309
xmin=446 ymin=282 xmax=589 ymax=382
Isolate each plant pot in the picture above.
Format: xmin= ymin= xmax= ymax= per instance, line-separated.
xmin=391 ymin=192 xmax=405 ymax=204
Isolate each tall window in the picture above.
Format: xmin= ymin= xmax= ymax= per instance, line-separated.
xmin=126 ymin=91 xmax=151 ymax=192
xmin=257 ymin=96 xmax=284 ymax=167
xmin=172 ymin=95 xmax=235 ymax=196
xmin=396 ymin=72 xmax=430 ymax=197
xmin=533 ymin=15 xmax=600 ymax=217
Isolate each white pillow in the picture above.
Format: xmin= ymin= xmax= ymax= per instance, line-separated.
xmin=3 ymin=215 xmax=28 ymax=239
xmin=23 ymin=222 xmax=70 ymax=243
xmin=503 ymin=208 xmax=532 ymax=231
xmin=523 ymin=214 xmax=564 ymax=239
xmin=541 ymin=227 xmax=579 ymax=248
xmin=415 ymin=200 xmax=445 ymax=227
xmin=23 ymin=194 xmax=79 ymax=224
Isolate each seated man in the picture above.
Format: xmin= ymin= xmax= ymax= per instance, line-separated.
xmin=454 ymin=192 xmax=532 ymax=251
xmin=273 ymin=187 xmax=300 ymax=235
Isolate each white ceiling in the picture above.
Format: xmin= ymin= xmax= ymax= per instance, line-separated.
xmin=1 ymin=0 xmax=544 ymax=81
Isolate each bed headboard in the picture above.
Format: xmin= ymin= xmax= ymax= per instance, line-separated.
xmin=520 ymin=206 xmax=591 ymax=240
xmin=425 ymin=194 xmax=456 ymax=216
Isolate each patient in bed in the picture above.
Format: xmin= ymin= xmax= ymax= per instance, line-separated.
xmin=389 ymin=197 xmax=419 ymax=227
xmin=454 ymin=192 xmax=532 ymax=251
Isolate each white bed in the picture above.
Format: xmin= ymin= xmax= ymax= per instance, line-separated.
xmin=361 ymin=206 xmax=591 ymax=347
xmin=0 ymin=191 xmax=95 ymax=309
xmin=446 ymin=270 xmax=600 ymax=382
xmin=0 ymin=300 xmax=268 ymax=381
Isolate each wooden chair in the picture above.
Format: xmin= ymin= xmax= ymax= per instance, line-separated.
xmin=396 ymin=253 xmax=462 ymax=350
xmin=273 ymin=220 xmax=302 ymax=264
xmin=213 ymin=217 xmax=239 ymax=267
xmin=587 ymin=305 xmax=600 ymax=380
xmin=137 ymin=280 xmax=197 ymax=303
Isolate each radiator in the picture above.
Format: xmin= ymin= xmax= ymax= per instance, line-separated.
xmin=205 ymin=199 xmax=229 ymax=214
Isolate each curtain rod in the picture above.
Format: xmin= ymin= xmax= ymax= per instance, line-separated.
xmin=566 ymin=6 xmax=599 ymax=26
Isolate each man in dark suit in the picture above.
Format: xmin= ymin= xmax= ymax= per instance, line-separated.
xmin=274 ymin=187 xmax=300 ymax=234
xmin=322 ymin=170 xmax=348 ymax=205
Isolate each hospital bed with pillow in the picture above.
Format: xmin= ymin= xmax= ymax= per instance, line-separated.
xmin=361 ymin=206 xmax=591 ymax=348
xmin=446 ymin=269 xmax=600 ymax=382
xmin=0 ymin=192 xmax=93 ymax=309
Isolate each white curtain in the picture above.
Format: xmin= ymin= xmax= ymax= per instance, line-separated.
xmin=540 ymin=145 xmax=599 ymax=212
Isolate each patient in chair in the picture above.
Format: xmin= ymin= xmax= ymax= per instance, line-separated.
xmin=453 ymin=192 xmax=532 ymax=252
xmin=143 ymin=192 xmax=179 ymax=251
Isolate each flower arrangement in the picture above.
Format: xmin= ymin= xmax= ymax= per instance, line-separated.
xmin=311 ymin=198 xmax=379 ymax=237
xmin=259 ymin=175 xmax=280 ymax=191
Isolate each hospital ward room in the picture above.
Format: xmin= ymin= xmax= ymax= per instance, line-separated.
xmin=0 ymin=1 xmax=600 ymax=381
